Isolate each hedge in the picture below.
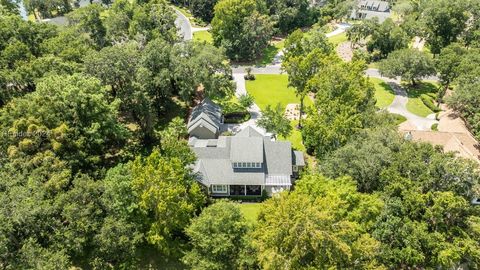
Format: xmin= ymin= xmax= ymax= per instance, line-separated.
xmin=420 ymin=94 xmax=441 ymax=113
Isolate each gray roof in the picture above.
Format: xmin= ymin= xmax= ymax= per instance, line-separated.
xmin=264 ymin=139 xmax=293 ymax=175
xmin=230 ymin=137 xmax=264 ymax=163
xmin=187 ymin=98 xmax=222 ymax=134
xmin=190 ymin=126 xmax=301 ymax=187
xmin=293 ymin=151 xmax=305 ymax=166
xmin=358 ymin=0 xmax=389 ymax=12
xmin=236 ymin=126 xmax=264 ymax=137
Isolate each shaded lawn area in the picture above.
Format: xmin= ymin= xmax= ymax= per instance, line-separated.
xmin=238 ymin=203 xmax=263 ymax=224
xmin=255 ymin=39 xmax=285 ymax=66
xmin=405 ymin=81 xmax=440 ymax=117
xmin=328 ymin=32 xmax=348 ymax=46
xmin=370 ymin=77 xmax=395 ymax=108
xmin=193 ymin=30 xmax=213 ymax=44
xmin=245 ymin=74 xmax=313 ymax=111
xmin=279 ymin=120 xmax=305 ymax=151
xmin=246 ymin=74 xmax=312 ymax=151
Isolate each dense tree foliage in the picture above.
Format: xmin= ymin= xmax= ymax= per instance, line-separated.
xmin=257 ymin=103 xmax=292 ymax=138
xmin=211 ymin=0 xmax=273 ymax=61
xmin=190 ymin=0 xmax=218 ymax=23
xmin=302 ymin=59 xmax=375 ymax=157
xmin=282 ymin=28 xmax=333 ymax=127
xmin=266 ymin=0 xmax=312 ymax=34
xmin=2 ymin=0 xmax=480 ymax=268
xmin=183 ymin=201 xmax=249 ymax=269
xmin=378 ymin=48 xmax=436 ymax=85
xmin=254 ymin=175 xmax=385 ymax=269
xmin=447 ymin=48 xmax=480 ymax=140
xmin=419 ymin=0 xmax=469 ymax=55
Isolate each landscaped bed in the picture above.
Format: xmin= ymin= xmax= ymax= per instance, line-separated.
xmin=405 ymin=81 xmax=441 ymax=117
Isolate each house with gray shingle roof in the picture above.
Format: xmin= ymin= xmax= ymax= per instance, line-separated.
xmin=188 ymin=126 xmax=305 ymax=197
xmin=187 ymin=98 xmax=223 ymax=139
xmin=350 ymin=0 xmax=391 ymax=23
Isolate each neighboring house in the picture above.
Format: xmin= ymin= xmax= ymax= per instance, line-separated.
xmin=188 ymin=125 xmax=305 ymax=197
xmin=350 ymin=0 xmax=391 ymax=23
xmin=187 ymin=98 xmax=223 ymax=139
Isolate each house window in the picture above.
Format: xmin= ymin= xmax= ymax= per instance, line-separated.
xmin=242 ymin=162 xmax=247 ymax=167
xmin=247 ymin=162 xmax=251 ymax=167
xmin=212 ymin=185 xmax=228 ymax=193
xmin=257 ymin=163 xmax=261 ymax=168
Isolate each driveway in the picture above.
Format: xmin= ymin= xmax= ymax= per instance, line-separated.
xmin=174 ymin=8 xmax=193 ymax=41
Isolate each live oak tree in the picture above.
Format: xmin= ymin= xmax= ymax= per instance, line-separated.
xmin=378 ymin=48 xmax=436 ymax=86
xmin=190 ymin=0 xmax=218 ymax=23
xmin=0 ymin=74 xmax=129 ymax=173
xmin=302 ymin=60 xmax=375 ymax=157
xmin=211 ymin=0 xmax=273 ymax=61
xmin=266 ymin=0 xmax=312 ymax=34
xmin=183 ymin=201 xmax=249 ymax=270
xmin=254 ymin=175 xmax=385 ymax=269
xmin=66 ymin=3 xmax=107 ymax=48
xmin=435 ymin=43 xmax=467 ymax=91
xmin=419 ymin=0 xmax=469 ymax=55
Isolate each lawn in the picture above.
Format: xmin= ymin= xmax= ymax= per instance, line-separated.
xmin=193 ymin=30 xmax=213 ymax=44
xmin=405 ymin=81 xmax=440 ymax=117
xmin=370 ymin=78 xmax=395 ymax=108
xmin=238 ymin=203 xmax=263 ymax=224
xmin=256 ymin=39 xmax=285 ymax=66
xmin=245 ymin=74 xmax=313 ymax=111
xmin=279 ymin=120 xmax=305 ymax=151
xmin=328 ymin=32 xmax=348 ymax=46
xmin=246 ymin=74 xmax=312 ymax=151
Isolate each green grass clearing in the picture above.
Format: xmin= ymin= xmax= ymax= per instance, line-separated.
xmin=405 ymin=81 xmax=440 ymax=117
xmin=245 ymin=74 xmax=313 ymax=111
xmin=370 ymin=78 xmax=395 ymax=108
xmin=246 ymin=74 xmax=311 ymax=151
xmin=279 ymin=120 xmax=305 ymax=151
xmin=238 ymin=203 xmax=263 ymax=224
xmin=328 ymin=32 xmax=348 ymax=46
xmin=193 ymin=30 xmax=213 ymax=44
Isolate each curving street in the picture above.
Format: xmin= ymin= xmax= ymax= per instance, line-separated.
xmin=176 ymin=14 xmax=439 ymax=131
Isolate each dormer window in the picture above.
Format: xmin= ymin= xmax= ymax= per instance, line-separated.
xmin=233 ymin=162 xmax=263 ymax=169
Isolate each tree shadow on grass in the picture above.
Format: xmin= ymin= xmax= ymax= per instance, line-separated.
xmin=379 ymin=81 xmax=395 ymax=95
xmin=403 ymin=81 xmax=440 ymax=98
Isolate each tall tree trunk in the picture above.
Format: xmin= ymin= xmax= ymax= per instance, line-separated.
xmin=298 ymin=94 xmax=305 ymax=129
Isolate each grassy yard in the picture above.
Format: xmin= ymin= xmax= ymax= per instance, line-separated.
xmin=370 ymin=78 xmax=395 ymax=108
xmin=279 ymin=120 xmax=305 ymax=151
xmin=193 ymin=30 xmax=213 ymax=44
xmin=246 ymin=74 xmax=313 ymax=151
xmin=328 ymin=32 xmax=348 ymax=46
xmin=405 ymin=81 xmax=440 ymax=117
xmin=245 ymin=74 xmax=313 ymax=111
xmin=238 ymin=203 xmax=263 ymax=224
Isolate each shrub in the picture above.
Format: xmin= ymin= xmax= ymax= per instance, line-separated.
xmin=244 ymin=67 xmax=256 ymax=80
xmin=431 ymin=123 xmax=438 ymax=131
xmin=223 ymin=111 xmax=251 ymax=123
xmin=238 ymin=94 xmax=254 ymax=108
xmin=420 ymin=94 xmax=441 ymax=112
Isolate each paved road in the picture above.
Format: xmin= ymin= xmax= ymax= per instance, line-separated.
xmin=174 ymin=8 xmax=193 ymax=41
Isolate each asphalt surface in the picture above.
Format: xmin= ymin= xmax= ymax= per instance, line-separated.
xmin=174 ymin=8 xmax=193 ymax=41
